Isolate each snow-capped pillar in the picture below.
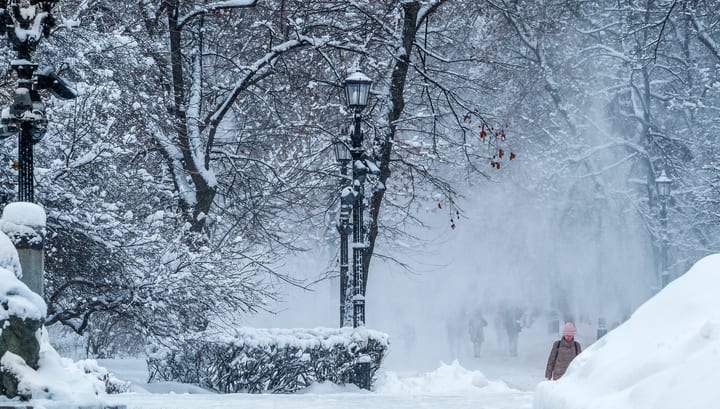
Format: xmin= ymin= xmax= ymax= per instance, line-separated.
xmin=0 ymin=202 xmax=46 ymax=297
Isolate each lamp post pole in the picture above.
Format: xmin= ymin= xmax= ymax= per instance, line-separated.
xmin=656 ymin=170 xmax=672 ymax=289
xmin=335 ymin=140 xmax=352 ymax=327
xmin=343 ymin=71 xmax=372 ymax=328
xmin=350 ymin=109 xmax=366 ymax=328
xmin=660 ymin=196 xmax=668 ymax=288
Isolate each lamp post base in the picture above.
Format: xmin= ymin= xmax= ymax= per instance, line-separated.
xmin=350 ymin=356 xmax=372 ymax=390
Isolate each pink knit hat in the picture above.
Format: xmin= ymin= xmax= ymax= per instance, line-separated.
xmin=562 ymin=322 xmax=576 ymax=336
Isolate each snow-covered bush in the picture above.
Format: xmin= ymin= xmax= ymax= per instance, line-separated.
xmin=147 ymin=327 xmax=389 ymax=393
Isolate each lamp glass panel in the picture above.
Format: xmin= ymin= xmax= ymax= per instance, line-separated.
xmin=344 ymin=80 xmax=371 ymax=108
xmin=335 ymin=141 xmax=351 ymax=162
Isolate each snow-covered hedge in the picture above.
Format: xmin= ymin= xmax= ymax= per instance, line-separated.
xmin=147 ymin=327 xmax=389 ymax=393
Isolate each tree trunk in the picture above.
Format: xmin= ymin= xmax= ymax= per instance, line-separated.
xmin=363 ymin=1 xmax=421 ymax=293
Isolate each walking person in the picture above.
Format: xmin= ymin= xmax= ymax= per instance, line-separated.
xmin=545 ymin=322 xmax=582 ymax=380
xmin=502 ymin=305 xmax=522 ymax=357
xmin=468 ymin=309 xmax=488 ymax=357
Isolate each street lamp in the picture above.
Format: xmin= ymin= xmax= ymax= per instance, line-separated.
xmin=656 ymin=170 xmax=672 ymax=288
xmin=334 ymin=138 xmax=352 ymax=327
xmin=343 ymin=72 xmax=372 ymax=329
xmin=0 ymin=4 xmax=76 ymax=203
xmin=342 ymin=71 xmax=372 ymax=390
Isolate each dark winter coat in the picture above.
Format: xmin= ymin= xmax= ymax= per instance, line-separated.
xmin=468 ymin=315 xmax=488 ymax=342
xmin=545 ymin=338 xmax=581 ymax=380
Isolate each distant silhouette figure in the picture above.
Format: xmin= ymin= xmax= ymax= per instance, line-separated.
xmin=500 ymin=305 xmax=522 ymax=357
xmin=468 ymin=309 xmax=488 ymax=357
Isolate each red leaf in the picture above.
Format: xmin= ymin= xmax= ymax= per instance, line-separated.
xmin=509 ymin=152 xmax=516 ymax=160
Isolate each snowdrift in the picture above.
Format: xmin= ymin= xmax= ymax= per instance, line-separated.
xmin=534 ymin=254 xmax=720 ymax=409
xmin=375 ymin=360 xmax=512 ymax=395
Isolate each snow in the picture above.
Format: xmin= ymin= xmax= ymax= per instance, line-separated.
xmin=376 ymin=361 xmax=506 ymax=394
xmin=100 ymin=359 xmax=533 ymax=409
xmin=534 ymin=253 xmax=720 ymax=409
xmin=0 ymin=229 xmax=22 ymax=278
xmin=0 ymin=267 xmax=45 ymax=321
xmin=2 ymin=202 xmax=46 ymax=227
xmin=0 ymin=331 xmax=112 ymax=408
xmin=13 ymin=11 xmax=48 ymax=43
xmin=162 ymin=326 xmax=390 ymax=350
xmin=0 ymin=226 xmax=43 ymax=317
xmin=345 ymin=71 xmax=372 ymax=83
xmin=212 ymin=0 xmax=257 ymax=7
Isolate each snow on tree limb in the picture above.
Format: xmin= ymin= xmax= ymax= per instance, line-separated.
xmin=177 ymin=0 xmax=259 ymax=29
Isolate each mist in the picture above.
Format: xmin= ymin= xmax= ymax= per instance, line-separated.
xmin=247 ymin=158 xmax=657 ymax=372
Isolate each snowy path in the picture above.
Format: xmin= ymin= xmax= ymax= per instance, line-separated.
xmin=97 ymin=358 xmax=535 ymax=409
xmin=106 ymin=390 xmax=533 ymax=409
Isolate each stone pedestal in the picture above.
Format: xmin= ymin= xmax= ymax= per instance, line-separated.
xmin=14 ymin=242 xmax=43 ymax=297
xmin=0 ymin=203 xmax=45 ymax=297
xmin=0 ymin=203 xmax=46 ymax=399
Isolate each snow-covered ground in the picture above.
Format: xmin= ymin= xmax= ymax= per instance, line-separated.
xmin=97 ymin=254 xmax=720 ymax=408
xmin=105 ymin=390 xmax=532 ymax=409
xmin=100 ymin=359 xmax=534 ymax=409
xmin=93 ymin=320 xmax=565 ymax=409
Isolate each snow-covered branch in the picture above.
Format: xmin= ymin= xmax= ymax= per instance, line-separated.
xmin=177 ymin=0 xmax=258 ymax=29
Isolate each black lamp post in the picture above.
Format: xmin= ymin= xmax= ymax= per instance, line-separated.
xmin=343 ymin=72 xmax=372 ymax=329
xmin=656 ymin=170 xmax=672 ymax=288
xmin=334 ymin=138 xmax=352 ymax=327
xmin=342 ymin=71 xmax=372 ymax=390
xmin=0 ymin=1 xmax=75 ymax=202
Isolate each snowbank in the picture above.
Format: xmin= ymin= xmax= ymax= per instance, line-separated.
xmin=534 ymin=254 xmax=720 ymax=409
xmin=0 ymin=330 xmax=116 ymax=406
xmin=0 ymin=266 xmax=45 ymax=321
xmin=376 ymin=361 xmax=512 ymax=395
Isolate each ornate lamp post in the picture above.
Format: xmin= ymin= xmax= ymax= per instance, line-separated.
xmin=343 ymin=72 xmax=372 ymax=329
xmin=656 ymin=170 xmax=672 ymax=289
xmin=342 ymin=71 xmax=372 ymax=390
xmin=0 ymin=0 xmax=76 ymax=202
xmin=334 ymin=139 xmax=352 ymax=327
